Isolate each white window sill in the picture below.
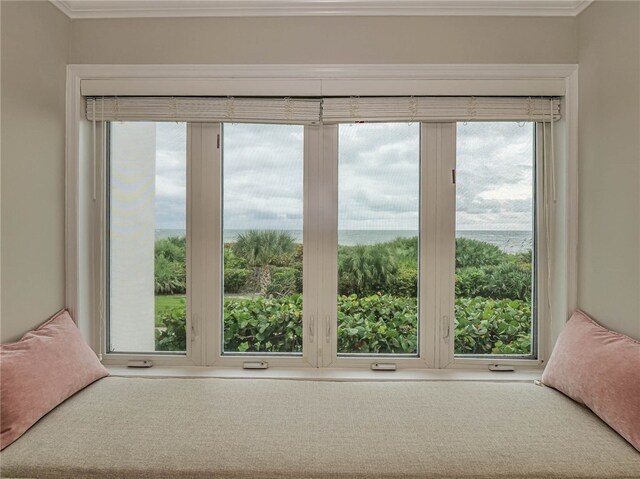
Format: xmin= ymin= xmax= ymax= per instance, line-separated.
xmin=107 ymin=365 xmax=543 ymax=382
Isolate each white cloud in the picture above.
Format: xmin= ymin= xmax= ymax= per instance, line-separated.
xmin=151 ymin=121 xmax=535 ymax=232
xmin=455 ymin=122 xmax=534 ymax=230
xmin=223 ymin=123 xmax=304 ymax=230
xmin=154 ymin=123 xmax=187 ymax=229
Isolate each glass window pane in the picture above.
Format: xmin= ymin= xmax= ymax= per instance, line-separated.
xmin=222 ymin=124 xmax=304 ymax=354
xmin=109 ymin=122 xmax=187 ymax=353
xmin=454 ymin=122 xmax=535 ymax=356
xmin=337 ymin=123 xmax=420 ymax=356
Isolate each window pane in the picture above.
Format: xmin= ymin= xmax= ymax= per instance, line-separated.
xmin=109 ymin=122 xmax=187 ymax=353
xmin=337 ymin=123 xmax=420 ymax=356
xmin=454 ymin=122 xmax=535 ymax=356
xmin=222 ymin=124 xmax=304 ymax=354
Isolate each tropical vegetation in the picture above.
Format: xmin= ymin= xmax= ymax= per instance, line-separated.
xmin=154 ymin=231 xmax=533 ymax=356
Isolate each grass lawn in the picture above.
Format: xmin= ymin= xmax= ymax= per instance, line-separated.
xmin=155 ymin=295 xmax=185 ymax=327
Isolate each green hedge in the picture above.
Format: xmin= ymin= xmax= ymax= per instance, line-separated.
xmin=157 ymin=235 xmax=532 ymax=302
xmin=337 ymin=294 xmax=417 ymax=354
xmin=155 ymin=237 xmax=187 ymax=294
xmin=155 ymin=294 xmax=531 ymax=356
xmin=455 ymin=297 xmax=531 ymax=355
xmin=455 ymin=262 xmax=532 ymax=301
xmin=155 ymin=298 xmax=187 ymax=352
xmin=224 ymin=295 xmax=303 ymax=353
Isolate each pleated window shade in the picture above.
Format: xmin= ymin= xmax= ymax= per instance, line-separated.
xmin=321 ymin=97 xmax=560 ymax=123
xmin=85 ymin=96 xmax=560 ymax=124
xmin=85 ymin=97 xmax=323 ymax=124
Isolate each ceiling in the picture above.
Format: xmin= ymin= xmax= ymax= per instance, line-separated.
xmin=51 ymin=0 xmax=593 ymax=18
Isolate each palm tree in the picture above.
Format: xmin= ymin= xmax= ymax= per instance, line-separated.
xmin=338 ymin=244 xmax=398 ymax=296
xmin=233 ymin=230 xmax=296 ymax=295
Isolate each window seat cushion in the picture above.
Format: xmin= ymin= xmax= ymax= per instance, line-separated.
xmin=1 ymin=377 xmax=638 ymax=478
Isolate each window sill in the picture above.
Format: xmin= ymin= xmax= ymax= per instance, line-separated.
xmin=106 ymin=365 xmax=543 ymax=382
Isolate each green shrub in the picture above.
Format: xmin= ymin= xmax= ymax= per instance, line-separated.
xmin=456 ymin=261 xmax=532 ymax=301
xmin=291 ymin=244 xmax=304 ymax=293
xmin=224 ymin=268 xmax=251 ymax=294
xmin=454 ymin=297 xmax=531 ymax=355
xmin=513 ymin=249 xmax=532 ymax=265
xmin=483 ymin=261 xmax=532 ymax=301
xmin=338 ymin=294 xmax=417 ymax=354
xmin=224 ymin=295 xmax=304 ymax=353
xmin=338 ymin=244 xmax=398 ymax=296
xmin=266 ymin=267 xmax=299 ymax=297
xmin=155 ymin=298 xmax=187 ymax=351
xmin=156 ymin=235 xmax=531 ymax=300
xmin=455 ymin=267 xmax=488 ymax=298
xmin=389 ymin=266 xmax=418 ymax=297
xmin=154 ymin=255 xmax=186 ymax=295
xmin=224 ymin=246 xmax=247 ymax=269
xmin=154 ymin=236 xmax=187 ymax=295
xmin=156 ymin=236 xmax=186 ymax=263
xmin=155 ymin=293 xmax=532 ymax=356
xmin=385 ymin=236 xmax=418 ymax=266
xmin=233 ymin=230 xmax=297 ymax=295
xmin=455 ymin=237 xmax=505 ymax=269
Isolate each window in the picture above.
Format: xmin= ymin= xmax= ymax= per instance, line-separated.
xmin=222 ymin=123 xmax=305 ymax=355
xmin=337 ymin=123 xmax=420 ymax=356
xmin=108 ymin=122 xmax=187 ymax=354
xmin=96 ymin=94 xmax=557 ymax=369
xmin=454 ymin=122 xmax=536 ymax=358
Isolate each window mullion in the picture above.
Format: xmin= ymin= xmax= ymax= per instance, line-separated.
xmin=429 ymin=123 xmax=457 ymax=369
xmin=420 ymin=124 xmax=437 ymax=368
xmin=187 ymin=123 xmax=220 ymax=366
xmin=186 ymin=123 xmax=202 ymax=365
xmin=196 ymin=123 xmax=221 ymax=366
xmin=319 ymin=125 xmax=339 ymax=367
xmin=303 ymin=125 xmax=321 ymax=367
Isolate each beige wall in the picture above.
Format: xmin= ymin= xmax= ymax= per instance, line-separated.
xmin=4 ymin=2 xmax=640 ymax=343
xmin=69 ymin=16 xmax=576 ymax=64
xmin=1 ymin=7 xmax=578 ymax=342
xmin=576 ymin=1 xmax=640 ymax=339
xmin=0 ymin=1 xmax=70 ymax=341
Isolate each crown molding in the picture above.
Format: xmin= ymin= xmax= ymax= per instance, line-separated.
xmin=51 ymin=0 xmax=593 ymax=19
xmin=68 ymin=63 xmax=579 ymax=79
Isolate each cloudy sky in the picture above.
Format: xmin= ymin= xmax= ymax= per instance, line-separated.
xmin=153 ymin=121 xmax=534 ymax=232
xmin=154 ymin=122 xmax=187 ymax=230
xmin=456 ymin=122 xmax=534 ymax=231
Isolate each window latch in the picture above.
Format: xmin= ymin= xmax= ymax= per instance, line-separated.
xmin=127 ymin=360 xmax=153 ymax=368
xmin=325 ymin=315 xmax=331 ymax=343
xmin=451 ymin=169 xmax=456 ymax=184
xmin=309 ymin=316 xmax=315 ymax=340
xmin=371 ymin=363 xmax=396 ymax=371
xmin=442 ymin=315 xmax=451 ymax=339
xmin=489 ymin=364 xmax=515 ymax=372
xmin=243 ymin=361 xmax=268 ymax=370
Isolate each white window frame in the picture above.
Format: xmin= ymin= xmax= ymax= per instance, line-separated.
xmin=66 ymin=64 xmax=578 ymax=373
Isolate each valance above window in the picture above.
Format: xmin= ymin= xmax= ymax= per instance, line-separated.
xmin=85 ymin=96 xmax=561 ymax=124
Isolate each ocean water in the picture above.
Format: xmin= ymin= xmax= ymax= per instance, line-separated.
xmin=156 ymin=229 xmax=532 ymax=253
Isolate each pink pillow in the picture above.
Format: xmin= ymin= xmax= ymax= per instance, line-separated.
xmin=542 ymin=310 xmax=640 ymax=452
xmin=0 ymin=309 xmax=109 ymax=450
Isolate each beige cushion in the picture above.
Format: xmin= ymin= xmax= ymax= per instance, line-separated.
xmin=1 ymin=377 xmax=639 ymax=478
